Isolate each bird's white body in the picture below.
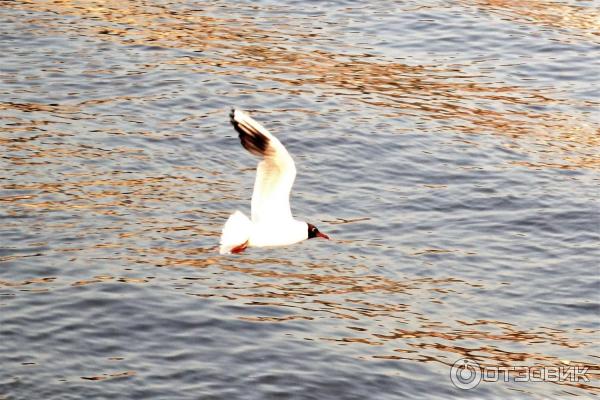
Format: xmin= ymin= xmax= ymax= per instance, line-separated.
xmin=219 ymin=110 xmax=311 ymax=254
xmin=220 ymin=211 xmax=308 ymax=253
xmin=248 ymin=220 xmax=309 ymax=247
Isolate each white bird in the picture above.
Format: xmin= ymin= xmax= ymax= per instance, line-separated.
xmin=219 ymin=109 xmax=329 ymax=254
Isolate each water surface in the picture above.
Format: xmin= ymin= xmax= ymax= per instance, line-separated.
xmin=1 ymin=1 xmax=599 ymax=399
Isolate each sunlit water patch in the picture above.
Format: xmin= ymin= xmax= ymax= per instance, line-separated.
xmin=1 ymin=1 xmax=598 ymax=399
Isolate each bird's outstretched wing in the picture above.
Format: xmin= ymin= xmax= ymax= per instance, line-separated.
xmin=230 ymin=109 xmax=296 ymax=224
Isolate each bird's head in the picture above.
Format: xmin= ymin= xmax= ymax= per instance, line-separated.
xmin=307 ymin=223 xmax=329 ymax=240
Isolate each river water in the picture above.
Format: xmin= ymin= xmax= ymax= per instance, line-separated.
xmin=1 ymin=1 xmax=599 ymax=399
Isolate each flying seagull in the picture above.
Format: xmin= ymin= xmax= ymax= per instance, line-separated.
xmin=219 ymin=109 xmax=329 ymax=254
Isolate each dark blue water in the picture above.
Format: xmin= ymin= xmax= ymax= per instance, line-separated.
xmin=1 ymin=1 xmax=599 ymax=399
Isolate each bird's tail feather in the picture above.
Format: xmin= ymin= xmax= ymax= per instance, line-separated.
xmin=219 ymin=210 xmax=252 ymax=254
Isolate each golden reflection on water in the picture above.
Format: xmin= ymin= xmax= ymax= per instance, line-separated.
xmin=465 ymin=0 xmax=600 ymax=37
xmin=4 ymin=0 xmax=599 ymax=170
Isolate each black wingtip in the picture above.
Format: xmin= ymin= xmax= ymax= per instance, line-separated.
xmin=229 ymin=109 xmax=270 ymax=157
xmin=229 ymin=109 xmax=239 ymax=130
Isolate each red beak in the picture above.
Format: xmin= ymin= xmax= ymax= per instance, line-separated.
xmin=317 ymin=232 xmax=330 ymax=240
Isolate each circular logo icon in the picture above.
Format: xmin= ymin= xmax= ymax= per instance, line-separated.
xmin=450 ymin=358 xmax=482 ymax=390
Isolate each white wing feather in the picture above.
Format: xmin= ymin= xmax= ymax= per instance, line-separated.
xmin=230 ymin=110 xmax=297 ymax=224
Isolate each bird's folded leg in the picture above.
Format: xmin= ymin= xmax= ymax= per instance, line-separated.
xmin=231 ymin=240 xmax=249 ymax=254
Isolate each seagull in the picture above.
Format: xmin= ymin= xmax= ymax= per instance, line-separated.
xmin=219 ymin=109 xmax=329 ymax=254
